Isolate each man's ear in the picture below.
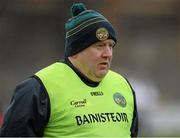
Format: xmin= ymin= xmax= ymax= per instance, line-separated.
xmin=68 ymin=54 xmax=78 ymax=61
xmin=71 ymin=54 xmax=78 ymax=59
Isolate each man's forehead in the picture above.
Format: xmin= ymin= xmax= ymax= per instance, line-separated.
xmin=95 ymin=39 xmax=115 ymax=45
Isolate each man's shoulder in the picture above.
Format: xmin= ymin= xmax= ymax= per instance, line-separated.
xmin=16 ymin=77 xmax=39 ymax=89
xmin=35 ymin=62 xmax=67 ymax=75
xmin=14 ymin=76 xmax=43 ymax=96
xmin=108 ymin=70 xmax=126 ymax=79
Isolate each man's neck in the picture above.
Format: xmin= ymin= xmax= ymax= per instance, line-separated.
xmin=62 ymin=57 xmax=100 ymax=87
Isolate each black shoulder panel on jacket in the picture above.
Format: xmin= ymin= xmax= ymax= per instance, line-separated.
xmin=0 ymin=76 xmax=50 ymax=137
xmin=125 ymin=78 xmax=139 ymax=137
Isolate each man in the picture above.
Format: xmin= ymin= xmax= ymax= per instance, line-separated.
xmin=0 ymin=3 xmax=138 ymax=137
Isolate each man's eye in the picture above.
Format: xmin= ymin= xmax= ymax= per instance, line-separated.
xmin=98 ymin=45 xmax=104 ymax=47
xmin=109 ymin=44 xmax=113 ymax=48
xmin=96 ymin=44 xmax=104 ymax=48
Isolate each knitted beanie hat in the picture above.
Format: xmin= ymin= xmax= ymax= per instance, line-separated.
xmin=65 ymin=3 xmax=117 ymax=57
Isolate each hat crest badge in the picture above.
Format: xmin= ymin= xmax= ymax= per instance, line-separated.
xmin=96 ymin=28 xmax=109 ymax=41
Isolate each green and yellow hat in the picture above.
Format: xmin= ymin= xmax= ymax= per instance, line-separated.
xmin=65 ymin=3 xmax=117 ymax=57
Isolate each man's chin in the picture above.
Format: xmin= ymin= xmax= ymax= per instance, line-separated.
xmin=97 ymin=70 xmax=109 ymax=78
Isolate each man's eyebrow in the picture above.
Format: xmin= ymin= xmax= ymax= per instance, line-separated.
xmin=95 ymin=40 xmax=115 ymax=45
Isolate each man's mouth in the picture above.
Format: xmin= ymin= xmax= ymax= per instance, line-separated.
xmin=100 ymin=62 xmax=108 ymax=65
xmin=99 ymin=62 xmax=109 ymax=68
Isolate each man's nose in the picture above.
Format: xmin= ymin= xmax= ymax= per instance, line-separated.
xmin=102 ymin=45 xmax=112 ymax=57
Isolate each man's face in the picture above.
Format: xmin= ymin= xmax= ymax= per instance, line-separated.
xmin=75 ymin=39 xmax=115 ymax=82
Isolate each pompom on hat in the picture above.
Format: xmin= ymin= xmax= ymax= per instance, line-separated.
xmin=65 ymin=3 xmax=117 ymax=57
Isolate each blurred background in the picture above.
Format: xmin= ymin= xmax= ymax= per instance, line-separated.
xmin=0 ymin=0 xmax=180 ymax=136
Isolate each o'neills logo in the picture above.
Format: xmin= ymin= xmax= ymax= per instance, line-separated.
xmin=96 ymin=28 xmax=109 ymax=41
xmin=70 ymin=99 xmax=87 ymax=107
xmin=75 ymin=112 xmax=128 ymax=126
